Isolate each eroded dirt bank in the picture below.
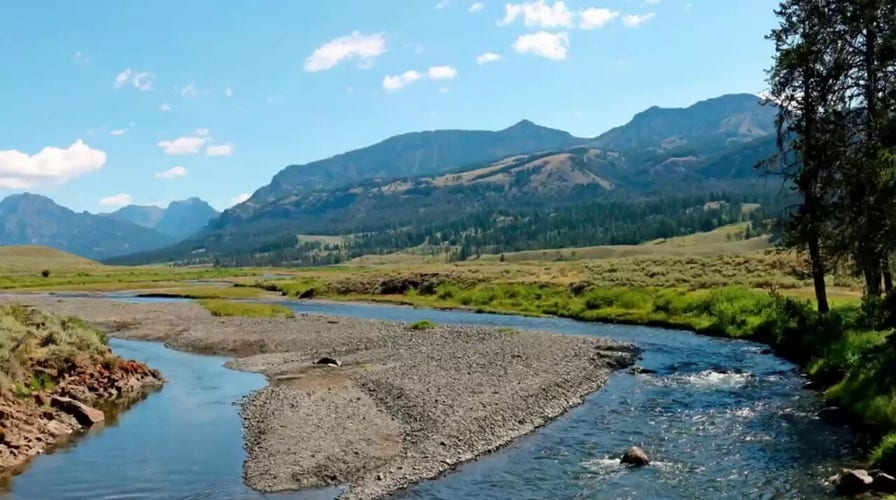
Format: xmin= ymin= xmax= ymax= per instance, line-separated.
xmin=5 ymin=296 xmax=635 ymax=499
xmin=0 ymin=301 xmax=163 ymax=475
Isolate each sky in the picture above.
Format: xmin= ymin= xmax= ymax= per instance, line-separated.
xmin=0 ymin=0 xmax=779 ymax=212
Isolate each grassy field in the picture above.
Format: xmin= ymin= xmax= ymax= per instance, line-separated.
xmin=348 ymin=224 xmax=773 ymax=265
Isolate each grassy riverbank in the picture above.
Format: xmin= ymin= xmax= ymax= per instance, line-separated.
xmin=0 ymin=305 xmax=111 ymax=393
xmin=197 ymin=299 xmax=294 ymax=318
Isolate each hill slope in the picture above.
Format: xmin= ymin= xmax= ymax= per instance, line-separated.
xmin=225 ymin=120 xmax=587 ymax=222
xmin=0 ymin=245 xmax=100 ymax=273
xmin=593 ymin=94 xmax=775 ymax=154
xmin=113 ymin=93 xmax=781 ymax=266
xmin=0 ymin=194 xmax=175 ymax=260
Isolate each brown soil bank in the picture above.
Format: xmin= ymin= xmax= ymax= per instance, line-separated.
xmin=5 ymin=297 xmax=636 ymax=499
xmin=0 ymin=304 xmax=163 ymax=476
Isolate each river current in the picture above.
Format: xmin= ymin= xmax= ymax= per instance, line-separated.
xmin=1 ymin=299 xmax=855 ymax=499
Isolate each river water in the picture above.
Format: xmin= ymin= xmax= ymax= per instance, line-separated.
xmin=1 ymin=299 xmax=855 ymax=499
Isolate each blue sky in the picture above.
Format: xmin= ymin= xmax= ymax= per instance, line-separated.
xmin=0 ymin=0 xmax=778 ymax=212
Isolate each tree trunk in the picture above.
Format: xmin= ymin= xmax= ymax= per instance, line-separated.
xmin=865 ymin=263 xmax=883 ymax=298
xmin=808 ymin=235 xmax=830 ymax=313
xmin=884 ymin=256 xmax=893 ymax=294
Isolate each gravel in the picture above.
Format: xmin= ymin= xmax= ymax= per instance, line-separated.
xmin=5 ymin=296 xmax=636 ymax=499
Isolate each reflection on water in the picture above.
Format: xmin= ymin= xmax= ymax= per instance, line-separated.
xmin=1 ymin=298 xmax=856 ymax=499
xmin=1 ymin=339 xmax=337 ymax=500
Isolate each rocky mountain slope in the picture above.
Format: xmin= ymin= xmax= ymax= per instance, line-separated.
xmin=0 ymin=194 xmax=174 ymax=259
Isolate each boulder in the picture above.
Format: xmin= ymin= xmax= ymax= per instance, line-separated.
xmin=314 ymin=357 xmax=341 ymax=367
xmin=50 ymin=396 xmax=104 ymax=426
xmin=628 ymin=366 xmax=656 ymax=375
xmin=873 ymin=472 xmax=896 ymax=493
xmin=818 ymin=406 xmax=849 ymax=426
xmin=834 ymin=469 xmax=874 ymax=495
xmin=620 ymin=447 xmax=650 ymax=467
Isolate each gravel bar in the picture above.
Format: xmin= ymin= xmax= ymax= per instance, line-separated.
xmin=4 ymin=296 xmax=636 ymax=499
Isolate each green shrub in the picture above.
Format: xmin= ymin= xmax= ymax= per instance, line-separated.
xmin=872 ymin=433 xmax=896 ymax=473
xmin=409 ymin=320 xmax=437 ymax=330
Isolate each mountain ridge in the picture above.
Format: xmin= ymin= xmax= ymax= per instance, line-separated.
xmin=0 ymin=193 xmax=175 ymax=260
xmin=105 ymin=197 xmax=219 ymax=240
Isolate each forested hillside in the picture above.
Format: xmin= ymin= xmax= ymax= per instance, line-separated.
xmin=110 ymin=93 xmax=782 ymax=266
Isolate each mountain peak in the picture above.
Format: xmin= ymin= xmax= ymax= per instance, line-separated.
xmin=503 ymin=119 xmax=545 ymax=132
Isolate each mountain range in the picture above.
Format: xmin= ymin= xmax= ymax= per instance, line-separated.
xmin=110 ymin=93 xmax=781 ymax=266
xmin=0 ymin=93 xmax=782 ymax=265
xmin=0 ymin=195 xmax=218 ymax=259
xmin=104 ymin=198 xmax=219 ymax=240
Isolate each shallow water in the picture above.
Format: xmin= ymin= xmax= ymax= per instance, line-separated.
xmin=1 ymin=298 xmax=855 ymax=499
xmin=1 ymin=338 xmax=338 ymax=500
xmin=281 ymin=301 xmax=855 ymax=499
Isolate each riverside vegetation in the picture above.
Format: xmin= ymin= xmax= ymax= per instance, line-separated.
xmin=5 ymin=245 xmax=893 ymax=477
xmin=0 ymin=304 xmax=163 ymax=473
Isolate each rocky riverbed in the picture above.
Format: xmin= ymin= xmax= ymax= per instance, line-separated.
xmin=2 ymin=296 xmax=635 ymax=499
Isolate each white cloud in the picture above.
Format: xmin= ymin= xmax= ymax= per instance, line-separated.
xmin=155 ymin=166 xmax=188 ymax=179
xmin=206 ymin=144 xmax=234 ymax=156
xmin=160 ymin=102 xmax=171 ymax=112
xmin=428 ymin=65 xmax=458 ymax=80
xmin=436 ymin=0 xmax=450 ymax=8
xmin=0 ymin=140 xmax=106 ymax=189
xmin=439 ymin=87 xmax=450 ymax=94
xmin=580 ymin=7 xmax=619 ymax=29
xmin=99 ymin=193 xmax=132 ymax=207
xmin=157 ymin=130 xmax=211 ymax=155
xmin=114 ymin=69 xmax=153 ymax=91
xmin=232 ymin=193 xmax=251 ymax=205
xmin=684 ymin=2 xmax=693 ymax=13
xmin=499 ymin=1 xmax=574 ymax=28
xmin=225 ymin=88 xmax=233 ymax=97
xmin=180 ymin=83 xmax=198 ymax=97
xmin=512 ymin=31 xmax=569 ymax=59
xmin=622 ymin=12 xmax=655 ymax=28
xmin=476 ymin=52 xmax=502 ymax=64
xmin=109 ymin=128 xmax=128 ymax=136
xmin=469 ymin=1 xmax=484 ymax=12
xmin=304 ymin=32 xmax=387 ymax=72
xmin=383 ymin=70 xmax=423 ymax=91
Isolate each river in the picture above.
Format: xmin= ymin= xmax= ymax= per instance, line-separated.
xmin=1 ymin=299 xmax=856 ymax=499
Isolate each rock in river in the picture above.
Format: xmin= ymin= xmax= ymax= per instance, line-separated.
xmin=50 ymin=396 xmax=105 ymax=426
xmin=621 ymin=447 xmax=650 ymax=467
xmin=833 ymin=469 xmax=873 ymax=495
xmin=873 ymin=471 xmax=896 ymax=493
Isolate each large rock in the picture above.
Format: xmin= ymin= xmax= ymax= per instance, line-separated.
xmin=818 ymin=406 xmax=849 ymax=426
xmin=50 ymin=396 xmax=104 ymax=426
xmin=874 ymin=471 xmax=896 ymax=493
xmin=834 ymin=469 xmax=874 ymax=495
xmin=620 ymin=447 xmax=650 ymax=467
xmin=315 ymin=357 xmax=342 ymax=367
